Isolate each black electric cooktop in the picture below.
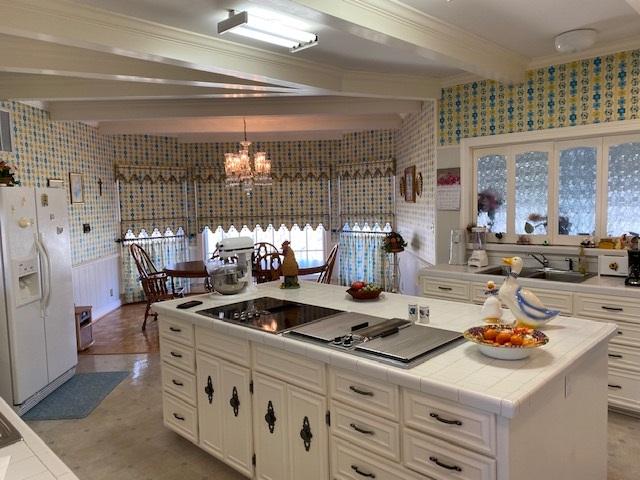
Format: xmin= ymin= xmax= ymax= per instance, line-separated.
xmin=197 ymin=297 xmax=343 ymax=334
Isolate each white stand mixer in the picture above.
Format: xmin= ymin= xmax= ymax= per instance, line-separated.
xmin=207 ymin=236 xmax=255 ymax=295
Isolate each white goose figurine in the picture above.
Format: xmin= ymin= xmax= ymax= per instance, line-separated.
xmin=498 ymin=256 xmax=560 ymax=328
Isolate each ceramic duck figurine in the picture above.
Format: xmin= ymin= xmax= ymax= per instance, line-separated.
xmin=498 ymin=256 xmax=560 ymax=328
xmin=480 ymin=280 xmax=503 ymax=324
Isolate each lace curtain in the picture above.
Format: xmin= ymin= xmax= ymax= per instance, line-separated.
xmin=338 ymin=223 xmax=392 ymax=290
xmin=121 ymin=229 xmax=188 ymax=303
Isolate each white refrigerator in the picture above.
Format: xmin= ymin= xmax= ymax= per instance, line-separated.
xmin=0 ymin=187 xmax=77 ymax=413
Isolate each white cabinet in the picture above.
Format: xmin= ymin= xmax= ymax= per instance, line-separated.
xmin=422 ymin=278 xmax=470 ymax=301
xmin=196 ymin=351 xmax=253 ymax=477
xmin=287 ymin=384 xmax=329 ymax=480
xmin=253 ymin=372 xmax=329 ymax=480
xmin=252 ymin=372 xmax=289 ymax=480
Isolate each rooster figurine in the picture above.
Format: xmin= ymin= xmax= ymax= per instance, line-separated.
xmin=498 ymin=256 xmax=560 ymax=328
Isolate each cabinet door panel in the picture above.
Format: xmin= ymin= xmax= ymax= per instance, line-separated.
xmin=196 ymin=352 xmax=223 ymax=459
xmin=253 ymin=372 xmax=289 ymax=480
xmin=288 ymin=385 xmax=328 ymax=480
xmin=221 ymin=361 xmax=253 ymax=477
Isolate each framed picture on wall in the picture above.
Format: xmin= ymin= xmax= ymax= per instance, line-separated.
xmin=404 ymin=166 xmax=416 ymax=203
xmin=69 ymin=173 xmax=84 ymax=204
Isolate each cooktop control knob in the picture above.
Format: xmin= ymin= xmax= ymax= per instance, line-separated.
xmin=332 ymin=336 xmax=343 ymax=345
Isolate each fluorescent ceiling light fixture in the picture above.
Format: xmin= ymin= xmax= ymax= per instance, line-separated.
xmin=218 ymin=10 xmax=318 ymax=53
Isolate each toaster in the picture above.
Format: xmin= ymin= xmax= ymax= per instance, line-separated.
xmin=598 ymin=255 xmax=628 ymax=276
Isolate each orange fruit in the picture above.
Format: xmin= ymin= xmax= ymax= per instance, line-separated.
xmin=496 ymin=331 xmax=512 ymax=345
xmin=510 ymin=335 xmax=524 ymax=346
xmin=483 ymin=329 xmax=498 ymax=341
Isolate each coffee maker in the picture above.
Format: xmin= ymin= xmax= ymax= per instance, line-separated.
xmin=625 ymin=249 xmax=640 ymax=287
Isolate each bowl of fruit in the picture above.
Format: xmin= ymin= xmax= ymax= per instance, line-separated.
xmin=347 ymin=281 xmax=383 ymax=300
xmin=463 ymin=324 xmax=548 ymax=360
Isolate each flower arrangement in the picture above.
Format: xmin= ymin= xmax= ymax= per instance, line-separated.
xmin=382 ymin=231 xmax=407 ymax=253
xmin=477 ymin=189 xmax=503 ymax=229
xmin=0 ymin=161 xmax=20 ymax=186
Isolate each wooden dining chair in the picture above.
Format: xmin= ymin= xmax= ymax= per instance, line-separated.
xmin=317 ymin=244 xmax=339 ymax=284
xmin=254 ymin=251 xmax=283 ymax=283
xmin=130 ymin=243 xmax=182 ymax=331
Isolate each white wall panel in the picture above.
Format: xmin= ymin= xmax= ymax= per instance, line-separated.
xmin=72 ymin=253 xmax=121 ymax=320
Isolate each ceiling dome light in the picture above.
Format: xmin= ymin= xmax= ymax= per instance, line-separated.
xmin=554 ymin=29 xmax=597 ymax=54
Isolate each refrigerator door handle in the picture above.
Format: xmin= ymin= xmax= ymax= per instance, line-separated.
xmin=34 ymin=233 xmax=51 ymax=311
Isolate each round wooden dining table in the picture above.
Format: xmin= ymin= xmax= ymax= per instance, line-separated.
xmin=163 ymin=258 xmax=326 ymax=291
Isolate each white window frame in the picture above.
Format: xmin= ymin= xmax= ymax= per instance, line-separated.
xmin=460 ymin=119 xmax=640 ymax=246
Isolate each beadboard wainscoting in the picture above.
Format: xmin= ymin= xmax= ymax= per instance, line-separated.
xmin=72 ymin=254 xmax=121 ymax=320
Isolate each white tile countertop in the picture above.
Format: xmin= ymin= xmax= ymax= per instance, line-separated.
xmin=420 ymin=263 xmax=640 ymax=298
xmin=0 ymin=397 xmax=78 ymax=480
xmin=154 ymin=282 xmax=617 ymax=419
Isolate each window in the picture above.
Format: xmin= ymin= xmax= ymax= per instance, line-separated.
xmin=202 ymin=224 xmax=326 ymax=267
xmin=473 ymin=134 xmax=640 ymax=245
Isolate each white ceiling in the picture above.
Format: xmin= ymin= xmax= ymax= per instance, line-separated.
xmin=403 ymin=0 xmax=640 ymax=58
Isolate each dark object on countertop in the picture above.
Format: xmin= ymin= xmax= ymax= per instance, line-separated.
xmin=177 ymin=300 xmax=203 ymax=309
xmin=625 ymin=249 xmax=640 ymax=287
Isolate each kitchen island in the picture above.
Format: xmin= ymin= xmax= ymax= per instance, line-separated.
xmin=154 ymin=282 xmax=616 ymax=480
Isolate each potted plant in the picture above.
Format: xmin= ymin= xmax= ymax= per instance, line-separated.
xmin=0 ymin=161 xmax=20 ymax=186
xmin=383 ymin=231 xmax=407 ymax=253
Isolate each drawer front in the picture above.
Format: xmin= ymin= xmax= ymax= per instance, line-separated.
xmin=610 ymin=320 xmax=640 ymax=348
xmin=331 ymin=401 xmax=400 ymax=461
xmin=196 ymin=326 xmax=250 ymax=367
xmin=162 ymin=363 xmax=196 ymax=406
xmin=329 ymin=368 xmax=399 ymax=421
xmin=163 ymin=393 xmax=198 ymax=444
xmin=403 ymin=429 xmax=496 ymax=480
xmin=159 ymin=316 xmax=194 ymax=347
xmin=403 ymin=390 xmax=496 ymax=456
xmin=574 ymin=293 xmax=640 ymax=324
xmin=423 ymin=278 xmax=470 ymax=301
xmin=253 ymin=344 xmax=326 ymax=394
xmin=332 ymin=437 xmax=423 ymax=480
xmin=160 ymin=337 xmax=195 ymax=373
xmin=607 ymin=344 xmax=640 ymax=372
xmin=607 ymin=367 xmax=640 ymax=413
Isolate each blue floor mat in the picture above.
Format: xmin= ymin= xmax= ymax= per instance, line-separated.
xmin=23 ymin=371 xmax=129 ymax=421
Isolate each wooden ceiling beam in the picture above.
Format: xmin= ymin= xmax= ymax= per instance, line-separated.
xmin=290 ymin=0 xmax=528 ymax=84
xmin=49 ymin=96 xmax=422 ymax=121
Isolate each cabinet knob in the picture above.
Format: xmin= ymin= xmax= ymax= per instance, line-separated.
xmin=229 ymin=386 xmax=240 ymax=416
xmin=264 ymin=400 xmax=277 ymax=434
xmin=299 ymin=416 xmax=313 ymax=452
xmin=204 ymin=376 xmax=214 ymax=404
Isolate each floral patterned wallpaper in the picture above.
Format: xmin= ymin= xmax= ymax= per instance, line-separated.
xmin=439 ymin=49 xmax=640 ymax=145
xmin=396 ymin=101 xmax=437 ymax=265
xmin=0 ymin=101 xmax=118 ymax=265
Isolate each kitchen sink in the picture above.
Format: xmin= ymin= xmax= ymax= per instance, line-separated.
xmin=475 ymin=266 xmax=595 ymax=283
xmin=0 ymin=411 xmax=21 ymax=449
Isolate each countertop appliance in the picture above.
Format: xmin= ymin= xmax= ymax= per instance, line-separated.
xmin=207 ymin=236 xmax=254 ymax=295
xmin=449 ymin=228 xmax=466 ymax=265
xmin=0 ymin=188 xmax=77 ymax=414
xmin=197 ymin=297 xmax=343 ymax=333
xmin=598 ymin=254 xmax=628 ymax=277
xmin=287 ymin=312 xmax=463 ymax=368
xmin=468 ymin=226 xmax=489 ymax=268
xmin=625 ymin=250 xmax=640 ymax=287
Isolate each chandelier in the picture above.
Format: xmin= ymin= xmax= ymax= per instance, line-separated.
xmin=224 ymin=118 xmax=272 ymax=195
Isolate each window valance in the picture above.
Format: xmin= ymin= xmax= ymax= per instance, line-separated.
xmin=115 ymin=164 xmax=189 ymax=184
xmin=334 ymin=157 xmax=395 ymax=179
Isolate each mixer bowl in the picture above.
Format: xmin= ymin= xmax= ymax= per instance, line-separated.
xmin=208 ymin=261 xmax=249 ymax=295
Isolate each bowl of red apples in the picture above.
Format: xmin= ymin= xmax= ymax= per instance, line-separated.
xmin=346 ymin=281 xmax=383 ymax=300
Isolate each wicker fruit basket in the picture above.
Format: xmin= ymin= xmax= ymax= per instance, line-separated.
xmin=346 ymin=288 xmax=382 ymax=300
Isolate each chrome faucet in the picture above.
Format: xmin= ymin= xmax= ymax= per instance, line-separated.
xmin=529 ymin=253 xmax=550 ymax=269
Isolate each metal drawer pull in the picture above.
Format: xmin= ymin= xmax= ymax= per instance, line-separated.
xmin=173 ymin=413 xmax=185 ymax=421
xmin=349 ymin=385 xmax=374 ymax=396
xmin=170 ymin=351 xmax=183 ymax=358
xmin=601 ymin=306 xmax=624 ymax=312
xmin=169 ymin=326 xmax=182 ymax=332
xmin=608 ymin=353 xmax=623 ymax=359
xmin=172 ymin=379 xmax=184 ymax=386
xmin=229 ymin=386 xmax=240 ymax=417
xmin=349 ymin=423 xmax=375 ymax=435
xmin=437 ymin=286 xmax=453 ymax=291
xmin=618 ymin=331 xmax=624 ymax=335
xmin=205 ymin=376 xmax=214 ymax=404
xmin=430 ymin=412 xmax=463 ymax=426
xmin=608 ymin=384 xmax=623 ymax=390
xmin=429 ymin=456 xmax=462 ymax=472
xmin=300 ymin=416 xmax=313 ymax=452
xmin=351 ymin=465 xmax=376 ymax=478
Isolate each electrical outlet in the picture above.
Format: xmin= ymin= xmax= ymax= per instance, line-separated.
xmin=109 ymin=288 xmax=113 ymax=297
